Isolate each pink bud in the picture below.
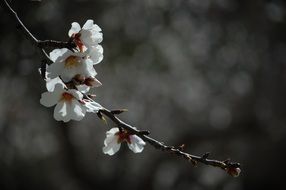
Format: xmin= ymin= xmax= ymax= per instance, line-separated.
xmin=85 ymin=77 xmax=102 ymax=87
xmin=226 ymin=167 xmax=241 ymax=177
xmin=73 ymin=74 xmax=86 ymax=83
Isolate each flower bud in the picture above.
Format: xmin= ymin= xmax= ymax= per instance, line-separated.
xmin=226 ymin=167 xmax=241 ymax=177
xmin=85 ymin=77 xmax=102 ymax=87
xmin=74 ymin=74 xmax=86 ymax=84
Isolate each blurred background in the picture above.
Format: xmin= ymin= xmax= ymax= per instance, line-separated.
xmin=1 ymin=0 xmax=286 ymax=189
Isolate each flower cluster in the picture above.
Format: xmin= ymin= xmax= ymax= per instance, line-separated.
xmin=40 ymin=19 xmax=103 ymax=122
xmin=40 ymin=19 xmax=145 ymax=155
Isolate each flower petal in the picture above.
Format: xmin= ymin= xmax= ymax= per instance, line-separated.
xmin=82 ymin=19 xmax=94 ymax=30
xmin=46 ymin=77 xmax=65 ymax=92
xmin=106 ymin=128 xmax=119 ymax=137
xmin=46 ymin=62 xmax=64 ymax=79
xmin=54 ymin=101 xmax=70 ymax=122
xmin=102 ymin=134 xmax=121 ymax=156
xmin=40 ymin=91 xmax=59 ymax=107
xmin=82 ymin=19 xmax=102 ymax=31
xmin=89 ymin=45 xmax=103 ymax=64
xmin=49 ymin=48 xmax=69 ymax=62
xmin=90 ymin=31 xmax=103 ymax=44
xmin=128 ymin=135 xmax=146 ymax=153
xmin=80 ymin=58 xmax=97 ymax=78
xmin=68 ymin=89 xmax=83 ymax=100
xmin=41 ymin=82 xmax=64 ymax=107
xmin=80 ymin=28 xmax=103 ymax=47
xmin=69 ymin=99 xmax=86 ymax=121
xmin=68 ymin=22 xmax=81 ymax=37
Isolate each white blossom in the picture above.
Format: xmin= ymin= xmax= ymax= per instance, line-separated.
xmin=47 ymin=48 xmax=97 ymax=83
xmin=103 ymin=128 xmax=146 ymax=156
xmin=40 ymin=19 xmax=104 ymax=122
xmin=40 ymin=82 xmax=86 ymax=122
xmin=68 ymin=19 xmax=103 ymax=51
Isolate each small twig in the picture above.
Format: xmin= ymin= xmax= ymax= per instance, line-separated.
xmin=0 ymin=0 xmax=75 ymax=58
xmin=1 ymin=0 xmax=38 ymax=43
xmin=99 ymin=108 xmax=241 ymax=176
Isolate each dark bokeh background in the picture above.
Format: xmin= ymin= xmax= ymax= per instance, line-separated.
xmin=1 ymin=0 xmax=286 ymax=189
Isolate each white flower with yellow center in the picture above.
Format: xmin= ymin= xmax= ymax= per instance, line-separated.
xmin=47 ymin=48 xmax=97 ymax=83
xmin=40 ymin=82 xmax=86 ymax=122
xmin=68 ymin=19 xmax=103 ymax=52
xmin=103 ymin=128 xmax=146 ymax=156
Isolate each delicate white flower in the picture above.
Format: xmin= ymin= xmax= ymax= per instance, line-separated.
xmin=40 ymin=82 xmax=86 ymax=122
xmin=103 ymin=128 xmax=146 ymax=156
xmin=47 ymin=48 xmax=97 ymax=82
xmin=68 ymin=19 xmax=103 ymax=51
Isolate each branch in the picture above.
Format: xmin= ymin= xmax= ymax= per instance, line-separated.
xmin=37 ymin=39 xmax=76 ymax=50
xmin=1 ymin=0 xmax=241 ymax=177
xmin=99 ymin=108 xmax=241 ymax=177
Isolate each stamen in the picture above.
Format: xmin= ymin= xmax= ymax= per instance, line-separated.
xmin=116 ymin=130 xmax=131 ymax=144
xmin=61 ymin=92 xmax=74 ymax=102
xmin=65 ymin=56 xmax=80 ymax=68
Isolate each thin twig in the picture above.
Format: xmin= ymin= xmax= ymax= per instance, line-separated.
xmin=99 ymin=108 xmax=241 ymax=175
xmin=0 ymin=0 xmax=38 ymax=44
xmin=0 ymin=0 xmax=75 ymax=56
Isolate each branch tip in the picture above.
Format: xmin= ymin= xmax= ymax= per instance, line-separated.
xmin=110 ymin=109 xmax=128 ymax=115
